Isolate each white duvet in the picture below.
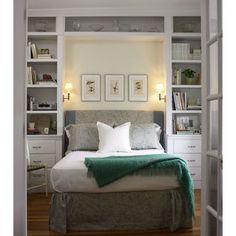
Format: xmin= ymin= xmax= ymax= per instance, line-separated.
xmin=51 ymin=149 xmax=179 ymax=193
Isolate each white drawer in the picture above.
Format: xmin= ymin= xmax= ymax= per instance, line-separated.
xmin=29 ymin=140 xmax=56 ymax=154
xmin=30 ymin=154 xmax=56 ymax=168
xmin=189 ymin=167 xmax=201 ymax=181
xmin=179 ymin=154 xmax=201 ymax=167
xmin=174 ymin=139 xmax=201 ymax=153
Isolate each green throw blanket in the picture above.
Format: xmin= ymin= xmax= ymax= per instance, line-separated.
xmin=84 ymin=153 xmax=194 ymax=216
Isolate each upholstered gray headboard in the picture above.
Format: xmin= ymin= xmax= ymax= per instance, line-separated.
xmin=64 ymin=110 xmax=165 ymax=150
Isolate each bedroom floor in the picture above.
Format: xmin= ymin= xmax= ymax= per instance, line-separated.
xmin=27 ymin=190 xmax=200 ymax=236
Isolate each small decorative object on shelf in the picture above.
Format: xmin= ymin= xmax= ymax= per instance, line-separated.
xmin=182 ymin=68 xmax=196 ymax=85
xmin=112 ymin=19 xmax=120 ymax=32
xmin=72 ymin=21 xmax=81 ymax=31
xmin=38 ymin=48 xmax=52 ymax=59
xmin=192 ymin=49 xmax=201 ymax=60
xmin=182 ymin=22 xmax=196 ymax=32
xmin=90 ymin=24 xmax=104 ymax=32
xmin=35 ymin=21 xmax=46 ymax=32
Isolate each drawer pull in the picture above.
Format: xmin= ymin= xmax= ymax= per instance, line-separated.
xmin=33 ymin=160 xmax=42 ymax=164
xmin=32 ymin=146 xmax=41 ymax=149
xmin=188 ymin=145 xmax=196 ymax=148
xmin=188 ymin=160 xmax=196 ymax=162
xmin=191 ymin=173 xmax=196 ymax=176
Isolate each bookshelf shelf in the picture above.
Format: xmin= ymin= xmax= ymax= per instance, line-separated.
xmin=27 ymin=84 xmax=57 ymax=88
xmin=171 ymin=85 xmax=201 ymax=88
xmin=171 ymin=33 xmax=201 ymax=39
xmin=27 ymin=59 xmax=58 ymax=63
xmin=26 ymin=110 xmax=58 ymax=114
xmin=172 ymin=110 xmax=202 ymax=114
xmin=172 ymin=59 xmax=201 ymax=64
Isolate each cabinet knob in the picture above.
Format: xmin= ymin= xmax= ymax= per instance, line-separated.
xmin=188 ymin=160 xmax=195 ymax=162
xmin=33 ymin=160 xmax=41 ymax=164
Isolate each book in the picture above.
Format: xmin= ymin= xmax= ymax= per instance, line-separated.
xmin=187 ymin=105 xmax=202 ymax=110
xmin=176 ymin=130 xmax=194 ymax=135
xmin=27 ymin=42 xmax=32 ymax=59
xmin=37 ymin=81 xmax=56 ymax=85
xmin=32 ymin=70 xmax=37 ymax=84
xmin=31 ymin=43 xmax=38 ymax=59
xmin=27 ymin=66 xmax=33 ymax=84
xmin=37 ymin=53 xmax=52 ymax=59
xmin=184 ymin=92 xmax=187 ymax=110
xmin=173 ymin=92 xmax=179 ymax=110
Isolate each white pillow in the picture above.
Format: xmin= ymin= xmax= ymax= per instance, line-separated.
xmin=97 ymin=121 xmax=131 ymax=153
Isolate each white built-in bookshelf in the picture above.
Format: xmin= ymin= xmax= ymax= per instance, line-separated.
xmin=26 ymin=16 xmax=63 ymax=191
xmin=166 ymin=16 xmax=202 ymax=189
xmin=26 ymin=17 xmax=63 ymax=137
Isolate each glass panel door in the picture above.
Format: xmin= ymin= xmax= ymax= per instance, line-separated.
xmin=201 ymin=0 xmax=222 ymax=235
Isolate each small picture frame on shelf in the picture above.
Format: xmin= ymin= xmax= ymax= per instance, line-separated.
xmin=128 ymin=74 xmax=148 ymax=102
xmin=81 ymin=74 xmax=101 ymax=101
xmin=105 ymin=74 xmax=125 ymax=101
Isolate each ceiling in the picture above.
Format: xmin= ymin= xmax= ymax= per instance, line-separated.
xmin=28 ymin=0 xmax=200 ymax=10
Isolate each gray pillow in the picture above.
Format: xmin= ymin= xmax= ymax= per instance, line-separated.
xmin=65 ymin=123 xmax=115 ymax=153
xmin=65 ymin=123 xmax=99 ymax=152
xmin=129 ymin=123 xmax=163 ymax=150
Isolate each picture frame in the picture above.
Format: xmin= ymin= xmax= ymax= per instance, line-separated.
xmin=105 ymin=74 xmax=125 ymax=101
xmin=81 ymin=74 xmax=101 ymax=101
xmin=128 ymin=74 xmax=148 ymax=101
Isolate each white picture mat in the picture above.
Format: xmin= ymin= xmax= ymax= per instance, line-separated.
xmin=105 ymin=74 xmax=125 ymax=101
xmin=81 ymin=74 xmax=101 ymax=101
xmin=129 ymin=74 xmax=148 ymax=101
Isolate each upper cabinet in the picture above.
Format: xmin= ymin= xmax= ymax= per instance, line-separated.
xmin=173 ymin=16 xmax=201 ymax=33
xmin=64 ymin=16 xmax=164 ymax=33
xmin=28 ymin=17 xmax=57 ymax=33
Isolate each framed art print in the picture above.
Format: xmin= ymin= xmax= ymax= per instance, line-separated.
xmin=81 ymin=74 xmax=101 ymax=101
xmin=128 ymin=74 xmax=148 ymax=101
xmin=105 ymin=74 xmax=125 ymax=101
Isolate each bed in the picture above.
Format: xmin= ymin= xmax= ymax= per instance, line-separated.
xmin=49 ymin=110 xmax=193 ymax=233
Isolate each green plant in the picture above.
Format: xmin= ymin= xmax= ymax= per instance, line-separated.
xmin=182 ymin=69 xmax=196 ymax=78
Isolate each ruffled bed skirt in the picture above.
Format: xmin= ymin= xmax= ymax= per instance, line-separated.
xmin=49 ymin=189 xmax=193 ymax=233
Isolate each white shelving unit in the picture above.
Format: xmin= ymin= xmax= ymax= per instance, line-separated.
xmin=26 ymin=16 xmax=63 ymax=191
xmin=166 ymin=16 xmax=202 ymax=189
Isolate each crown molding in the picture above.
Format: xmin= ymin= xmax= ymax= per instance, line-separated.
xmin=28 ymin=7 xmax=200 ymax=17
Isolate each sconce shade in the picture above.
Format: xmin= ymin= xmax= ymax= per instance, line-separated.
xmin=156 ymin=83 xmax=164 ymax=93
xmin=65 ymin=83 xmax=73 ymax=92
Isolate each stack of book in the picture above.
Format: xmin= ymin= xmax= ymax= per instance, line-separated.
xmin=172 ymin=91 xmax=187 ymax=110
xmin=37 ymin=53 xmax=52 ymax=59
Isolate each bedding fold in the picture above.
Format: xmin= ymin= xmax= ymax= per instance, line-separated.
xmin=84 ymin=153 xmax=194 ymax=216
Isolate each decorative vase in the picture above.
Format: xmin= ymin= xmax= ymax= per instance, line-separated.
xmin=186 ymin=77 xmax=193 ymax=85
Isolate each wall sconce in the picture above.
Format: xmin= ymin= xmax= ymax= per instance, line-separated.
xmin=156 ymin=84 xmax=166 ymax=102
xmin=63 ymin=83 xmax=73 ymax=102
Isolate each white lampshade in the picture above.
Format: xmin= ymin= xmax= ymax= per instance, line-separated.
xmin=65 ymin=83 xmax=73 ymax=92
xmin=156 ymin=83 xmax=164 ymax=93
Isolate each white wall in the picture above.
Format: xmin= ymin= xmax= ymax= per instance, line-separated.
xmin=14 ymin=0 xmax=27 ymax=235
xmin=63 ymin=39 xmax=166 ymax=111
